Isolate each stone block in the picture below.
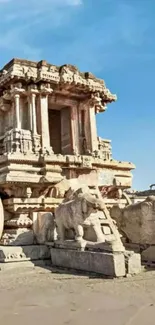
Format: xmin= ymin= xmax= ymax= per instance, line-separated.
xmin=50 ymin=248 xmax=126 ymax=277
xmin=141 ymin=246 xmax=155 ymax=263
xmin=1 ymin=229 xmax=34 ymax=246
xmin=0 ymin=245 xmax=50 ymax=263
xmin=125 ymin=251 xmax=141 ymax=275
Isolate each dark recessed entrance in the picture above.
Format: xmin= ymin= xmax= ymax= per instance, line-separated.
xmin=48 ymin=106 xmax=72 ymax=155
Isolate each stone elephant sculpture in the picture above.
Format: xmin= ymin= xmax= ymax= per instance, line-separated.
xmin=55 ymin=192 xmax=106 ymax=242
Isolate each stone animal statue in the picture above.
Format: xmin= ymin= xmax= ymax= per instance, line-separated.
xmin=110 ymin=196 xmax=155 ymax=245
xmin=55 ymin=190 xmax=107 ymax=243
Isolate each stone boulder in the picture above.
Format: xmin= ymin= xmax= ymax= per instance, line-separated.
xmin=111 ymin=196 xmax=155 ymax=245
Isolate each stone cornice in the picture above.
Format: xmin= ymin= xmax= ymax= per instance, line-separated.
xmin=0 ymin=152 xmax=135 ymax=171
xmin=0 ymin=58 xmax=116 ymax=104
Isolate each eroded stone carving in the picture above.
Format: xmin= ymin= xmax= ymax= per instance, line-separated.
xmin=54 ymin=184 xmax=123 ymax=250
xmin=55 ymin=190 xmax=106 ymax=242
xmin=33 ymin=212 xmax=57 ymax=244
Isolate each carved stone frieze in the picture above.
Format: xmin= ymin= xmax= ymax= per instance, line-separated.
xmin=4 ymin=129 xmax=34 ymax=154
xmin=0 ymin=59 xmax=117 ymax=103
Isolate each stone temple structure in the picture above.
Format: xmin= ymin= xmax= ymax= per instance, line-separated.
xmin=0 ymin=58 xmax=140 ymax=277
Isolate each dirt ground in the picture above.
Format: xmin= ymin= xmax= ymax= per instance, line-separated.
xmin=1 ymin=263 xmax=155 ymax=325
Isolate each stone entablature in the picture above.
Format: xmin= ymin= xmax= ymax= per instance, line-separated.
xmin=0 ymin=59 xmax=116 ymax=107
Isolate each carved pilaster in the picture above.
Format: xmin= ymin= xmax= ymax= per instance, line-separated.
xmin=14 ymin=94 xmax=20 ymax=129
xmin=10 ymin=82 xmax=25 ymax=129
xmin=39 ymin=83 xmax=53 ymax=155
xmin=28 ymin=84 xmax=38 ymax=134
xmin=70 ymin=105 xmax=79 ymax=155
xmin=82 ymin=97 xmax=98 ymax=154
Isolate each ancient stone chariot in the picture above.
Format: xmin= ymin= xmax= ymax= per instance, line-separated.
xmin=0 ymin=58 xmax=139 ymax=277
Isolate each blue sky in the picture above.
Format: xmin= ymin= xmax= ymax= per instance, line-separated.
xmin=0 ymin=0 xmax=154 ymax=190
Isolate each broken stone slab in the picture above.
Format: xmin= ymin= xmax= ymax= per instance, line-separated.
xmin=0 ymin=245 xmax=50 ymax=263
xmin=50 ymin=248 xmax=126 ymax=278
xmin=124 ymin=251 xmax=141 ymax=275
xmin=1 ymin=229 xmax=34 ymax=246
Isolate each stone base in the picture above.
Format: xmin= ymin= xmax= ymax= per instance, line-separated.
xmin=0 ymin=245 xmax=50 ymax=263
xmin=50 ymin=248 xmax=126 ymax=277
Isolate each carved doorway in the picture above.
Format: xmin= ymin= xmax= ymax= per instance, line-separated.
xmin=48 ymin=109 xmax=61 ymax=154
xmin=48 ymin=106 xmax=72 ymax=154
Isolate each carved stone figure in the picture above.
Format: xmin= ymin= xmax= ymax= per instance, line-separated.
xmin=55 ymin=191 xmax=107 ymax=242
xmin=111 ymin=196 xmax=155 ymax=245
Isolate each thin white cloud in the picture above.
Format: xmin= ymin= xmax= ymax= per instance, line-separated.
xmin=0 ymin=0 xmax=83 ymax=60
xmin=53 ymin=0 xmax=152 ymax=72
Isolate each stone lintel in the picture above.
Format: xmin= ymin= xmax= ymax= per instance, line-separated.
xmin=3 ymin=197 xmax=62 ymax=213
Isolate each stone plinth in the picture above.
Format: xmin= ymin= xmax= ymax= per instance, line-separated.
xmin=50 ymin=248 xmax=126 ymax=277
xmin=0 ymin=245 xmax=50 ymax=263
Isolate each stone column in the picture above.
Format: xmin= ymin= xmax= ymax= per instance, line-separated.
xmin=70 ymin=105 xmax=79 ymax=155
xmin=83 ymin=99 xmax=98 ymax=154
xmin=28 ymin=86 xmax=38 ymax=134
xmin=10 ymin=83 xmax=25 ymax=129
xmin=87 ymin=104 xmax=98 ymax=152
xmin=31 ymin=93 xmax=37 ymax=134
xmin=28 ymin=96 xmax=33 ymax=132
xmin=39 ymin=84 xmax=53 ymax=154
xmin=14 ymin=94 xmax=21 ymax=129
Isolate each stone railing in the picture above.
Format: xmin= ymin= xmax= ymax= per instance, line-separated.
xmin=3 ymin=129 xmax=41 ymax=155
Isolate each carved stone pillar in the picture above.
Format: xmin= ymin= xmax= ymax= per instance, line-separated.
xmin=28 ymin=85 xmax=38 ymax=134
xmin=83 ymin=100 xmax=98 ymax=154
xmin=28 ymin=96 xmax=33 ymax=132
xmin=87 ymin=104 xmax=98 ymax=153
xmin=70 ymin=105 xmax=79 ymax=155
xmin=39 ymin=84 xmax=53 ymax=154
xmin=10 ymin=83 xmax=25 ymax=129
xmin=83 ymin=93 xmax=106 ymax=154
xmin=14 ymin=94 xmax=21 ymax=129
xmin=32 ymin=93 xmax=37 ymax=134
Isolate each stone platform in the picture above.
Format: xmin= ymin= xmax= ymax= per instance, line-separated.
xmin=0 ymin=245 xmax=50 ymax=263
xmin=50 ymin=246 xmax=141 ymax=278
xmin=50 ymin=248 xmax=126 ymax=277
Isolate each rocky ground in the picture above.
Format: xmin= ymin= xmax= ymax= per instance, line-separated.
xmin=0 ymin=262 xmax=155 ymax=325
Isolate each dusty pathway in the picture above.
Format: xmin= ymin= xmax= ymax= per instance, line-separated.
xmin=0 ymin=264 xmax=155 ymax=325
